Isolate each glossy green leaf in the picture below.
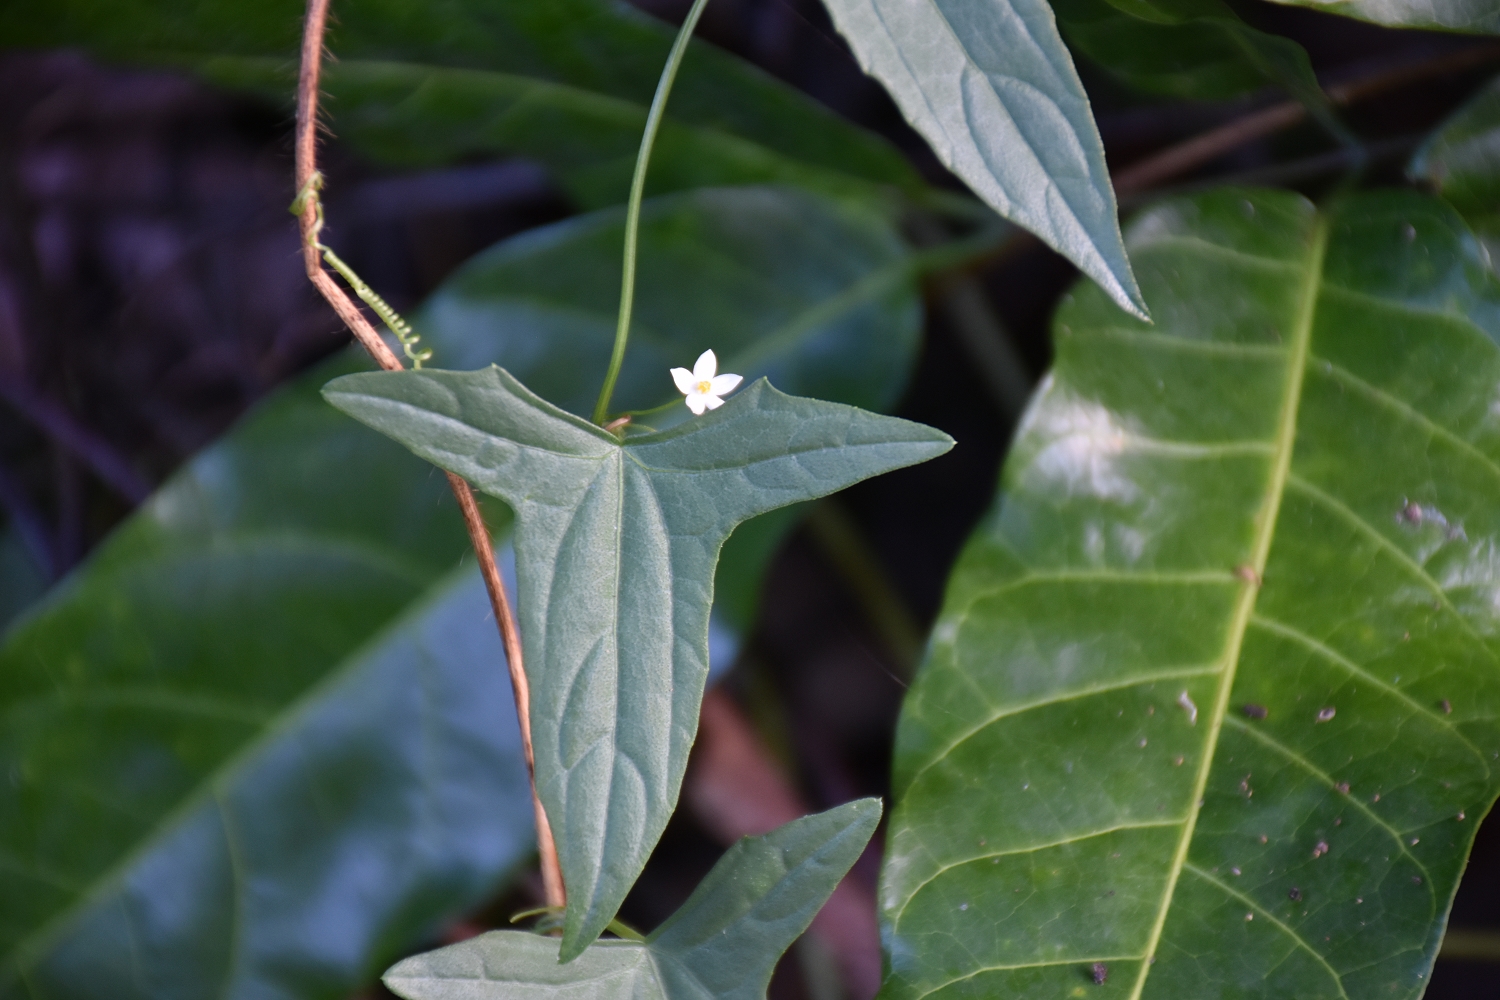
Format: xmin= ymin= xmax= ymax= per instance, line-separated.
xmin=4 ymin=0 xmax=918 ymax=208
xmin=324 ymin=369 xmax=952 ymax=959
xmin=0 ymin=355 xmax=537 ymax=1000
xmin=383 ymin=799 xmax=881 ymax=1000
xmin=880 ymin=188 xmax=1500 ymax=999
xmin=818 ymin=0 xmax=1146 ymax=319
xmin=1262 ymin=0 xmax=1499 ymax=33
xmin=1054 ymin=0 xmax=1326 ymax=104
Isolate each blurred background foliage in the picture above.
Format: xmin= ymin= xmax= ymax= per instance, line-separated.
xmin=2 ymin=0 xmax=1500 ymax=998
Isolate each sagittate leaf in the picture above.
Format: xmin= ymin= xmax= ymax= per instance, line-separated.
xmin=0 ymin=356 xmax=536 ymax=1000
xmin=1261 ymin=0 xmax=1499 ymax=33
xmin=880 ymin=188 xmax=1500 ymax=999
xmin=324 ymin=369 xmax=952 ymax=959
xmin=818 ymin=0 xmax=1146 ymax=319
xmin=419 ymin=183 xmax=925 ymax=633
xmin=3 ymin=0 xmax=919 ymax=208
xmin=1053 ymin=0 xmax=1327 ymax=105
xmin=383 ymin=799 xmax=881 ymax=1000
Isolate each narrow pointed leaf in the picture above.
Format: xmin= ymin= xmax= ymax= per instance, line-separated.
xmin=1054 ymin=0 xmax=1327 ymax=105
xmin=383 ymin=800 xmax=881 ymax=1000
xmin=1261 ymin=0 xmax=1499 ymax=32
xmin=324 ymin=369 xmax=950 ymax=958
xmin=818 ymin=0 xmax=1146 ymax=318
xmin=881 ymin=189 xmax=1500 ymax=999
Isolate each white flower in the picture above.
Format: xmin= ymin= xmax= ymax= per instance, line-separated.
xmin=671 ymin=349 xmax=742 ymax=415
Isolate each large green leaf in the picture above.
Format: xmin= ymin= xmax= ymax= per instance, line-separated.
xmin=818 ymin=0 xmax=1146 ymax=319
xmin=383 ymin=799 xmax=881 ymax=1000
xmin=0 ymin=354 xmax=537 ymax=1000
xmin=1054 ymin=0 xmax=1326 ymax=104
xmin=0 ymin=184 xmax=923 ymax=997
xmin=324 ymin=369 xmax=952 ymax=959
xmin=880 ymin=188 xmax=1500 ymax=999
xmin=4 ymin=0 xmax=918 ymax=208
xmin=1262 ymin=0 xmax=1499 ymax=32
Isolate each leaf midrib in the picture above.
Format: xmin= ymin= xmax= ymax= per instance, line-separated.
xmin=1126 ymin=215 xmax=1330 ymax=1000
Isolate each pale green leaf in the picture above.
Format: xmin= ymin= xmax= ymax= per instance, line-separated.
xmin=880 ymin=189 xmax=1500 ymax=999
xmin=818 ymin=0 xmax=1147 ymax=319
xmin=383 ymin=799 xmax=881 ymax=1000
xmin=1261 ymin=0 xmax=1499 ymax=33
xmin=323 ymin=369 xmax=951 ymax=958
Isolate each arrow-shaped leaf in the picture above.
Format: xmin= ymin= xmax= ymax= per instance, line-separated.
xmin=818 ymin=0 xmax=1146 ymax=319
xmin=880 ymin=189 xmax=1500 ymax=999
xmin=383 ymin=798 xmax=881 ymax=1000
xmin=324 ymin=369 xmax=950 ymax=959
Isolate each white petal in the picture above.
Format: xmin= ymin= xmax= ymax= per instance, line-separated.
xmin=708 ymin=373 xmax=742 ymax=395
xmin=702 ymin=393 xmax=725 ymax=410
xmin=685 ymin=392 xmax=709 ymax=415
xmin=693 ymin=349 xmax=717 ymax=381
xmin=670 ymin=367 xmax=696 ymax=395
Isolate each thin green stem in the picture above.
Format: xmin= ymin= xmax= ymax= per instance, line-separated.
xmin=592 ymin=0 xmax=713 ymax=425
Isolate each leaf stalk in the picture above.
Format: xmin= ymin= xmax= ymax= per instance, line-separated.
xmin=294 ymin=0 xmax=564 ymax=910
xmin=592 ymin=0 xmax=714 ymax=426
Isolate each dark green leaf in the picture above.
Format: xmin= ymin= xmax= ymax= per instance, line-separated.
xmin=1262 ymin=0 xmax=1499 ymax=32
xmin=0 ymin=181 xmax=924 ymax=996
xmin=880 ymin=189 xmax=1500 ymax=999
xmin=1412 ymin=74 xmax=1500 ymax=267
xmin=323 ymin=369 xmax=951 ymax=958
xmin=383 ymin=799 xmax=882 ymax=1000
xmin=4 ymin=0 xmax=918 ymax=208
xmin=818 ymin=0 xmax=1146 ymax=319
xmin=0 ymin=356 xmax=536 ymax=999
xmin=1054 ymin=0 xmax=1327 ymax=104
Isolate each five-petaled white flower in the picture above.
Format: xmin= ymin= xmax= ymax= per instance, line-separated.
xmin=671 ymin=350 xmax=742 ymax=415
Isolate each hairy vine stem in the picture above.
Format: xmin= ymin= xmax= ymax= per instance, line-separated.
xmin=591 ymin=0 xmax=714 ymax=426
xmin=295 ymin=0 xmax=564 ymax=910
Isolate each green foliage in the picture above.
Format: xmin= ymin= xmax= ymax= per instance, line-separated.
xmin=818 ymin=0 xmax=1147 ymax=319
xmin=1054 ymin=0 xmax=1326 ymax=104
xmin=1412 ymin=74 xmax=1500 ymax=266
xmin=0 ymin=354 xmax=537 ymax=999
xmin=1261 ymin=0 xmax=1500 ymax=33
xmin=324 ymin=368 xmax=952 ymax=959
xmin=1 ymin=0 xmax=918 ymax=209
xmin=880 ymin=188 xmax=1500 ymax=999
xmin=0 ymin=182 xmax=921 ymax=997
xmin=382 ymin=800 xmax=881 ymax=1000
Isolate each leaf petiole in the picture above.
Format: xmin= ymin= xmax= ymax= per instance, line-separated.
xmin=591 ymin=0 xmax=714 ymax=425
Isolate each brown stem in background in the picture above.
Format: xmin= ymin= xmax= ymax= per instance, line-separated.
xmin=1114 ymin=44 xmax=1500 ymax=195
xmin=295 ymin=0 xmax=564 ymax=910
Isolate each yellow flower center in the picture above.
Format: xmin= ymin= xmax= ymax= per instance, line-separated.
xmin=697 ymin=380 xmax=713 ymax=394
